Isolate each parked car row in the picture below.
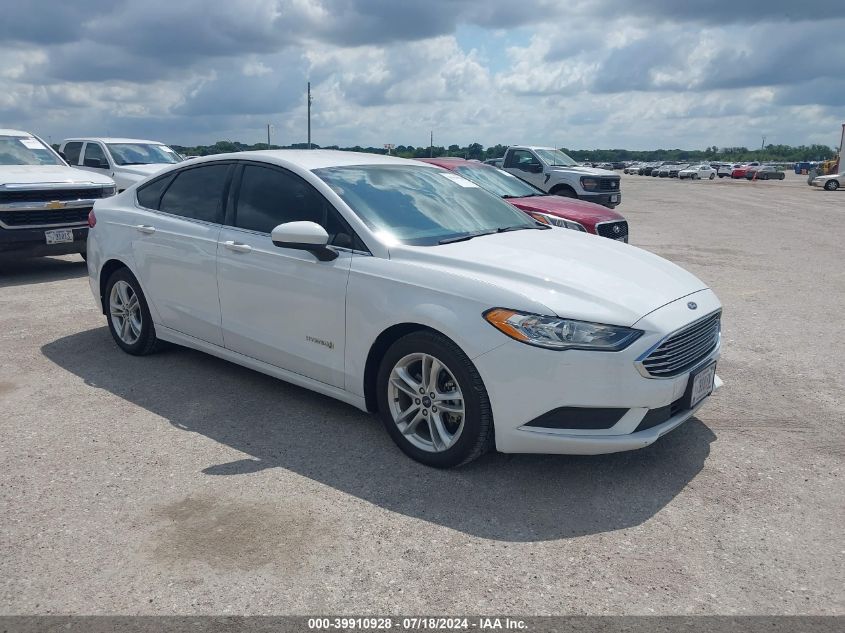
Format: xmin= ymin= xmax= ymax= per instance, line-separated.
xmin=1 ymin=132 xmax=629 ymax=262
xmin=623 ymin=160 xmax=786 ymax=182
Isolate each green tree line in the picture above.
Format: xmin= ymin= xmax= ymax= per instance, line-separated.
xmin=170 ymin=140 xmax=838 ymax=164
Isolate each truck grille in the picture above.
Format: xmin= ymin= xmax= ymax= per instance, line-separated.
xmin=0 ymin=207 xmax=92 ymax=227
xmin=595 ymin=220 xmax=628 ymax=241
xmin=640 ymin=311 xmax=721 ymax=377
xmin=0 ymin=188 xmax=104 ymax=204
xmin=598 ymin=178 xmax=620 ymax=191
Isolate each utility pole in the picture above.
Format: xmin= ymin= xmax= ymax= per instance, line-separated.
xmin=267 ymin=123 xmax=271 ymax=147
xmin=761 ymin=135 xmax=766 ymax=150
xmin=307 ymin=82 xmax=312 ymax=150
xmin=429 ymin=130 xmax=433 ymax=158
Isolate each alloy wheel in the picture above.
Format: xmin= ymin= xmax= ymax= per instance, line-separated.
xmin=109 ymin=280 xmax=142 ymax=345
xmin=387 ymin=352 xmax=465 ymax=452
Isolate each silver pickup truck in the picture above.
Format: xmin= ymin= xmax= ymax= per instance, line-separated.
xmin=0 ymin=129 xmax=115 ymax=259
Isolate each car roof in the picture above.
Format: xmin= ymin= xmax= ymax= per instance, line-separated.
xmin=186 ymin=149 xmax=438 ymax=171
xmin=62 ymin=137 xmax=166 ymax=144
xmin=0 ymin=129 xmax=36 ymax=136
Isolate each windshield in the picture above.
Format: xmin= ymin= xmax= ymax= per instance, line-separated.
xmin=0 ymin=135 xmax=64 ymax=166
xmin=533 ymin=148 xmax=578 ymax=167
xmin=453 ymin=165 xmax=543 ymax=198
xmin=106 ymin=143 xmax=181 ymax=166
xmin=314 ymin=165 xmax=538 ymax=246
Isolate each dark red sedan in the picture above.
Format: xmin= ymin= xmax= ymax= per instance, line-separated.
xmin=419 ymin=158 xmax=629 ymax=241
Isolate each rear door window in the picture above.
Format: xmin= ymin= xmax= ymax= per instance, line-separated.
xmin=159 ymin=164 xmax=230 ymax=223
xmin=63 ymin=142 xmax=83 ymax=165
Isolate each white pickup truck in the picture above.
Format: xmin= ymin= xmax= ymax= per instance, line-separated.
xmin=501 ymin=146 xmax=621 ymax=208
xmin=59 ymin=137 xmax=183 ymax=192
xmin=0 ymin=129 xmax=115 ymax=259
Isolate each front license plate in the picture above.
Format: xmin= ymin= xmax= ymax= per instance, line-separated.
xmin=689 ymin=362 xmax=716 ymax=408
xmin=610 ymin=194 xmax=619 ymax=203
xmin=45 ymin=229 xmax=74 ymax=244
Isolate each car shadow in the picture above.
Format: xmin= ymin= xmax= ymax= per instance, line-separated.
xmin=42 ymin=327 xmax=716 ymax=542
xmin=0 ymin=255 xmax=87 ymax=288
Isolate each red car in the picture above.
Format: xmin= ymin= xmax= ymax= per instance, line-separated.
xmin=419 ymin=158 xmax=629 ymax=241
xmin=731 ymin=163 xmax=759 ymax=179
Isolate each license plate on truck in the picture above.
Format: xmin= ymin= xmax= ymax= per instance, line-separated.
xmin=45 ymin=229 xmax=74 ymax=244
xmin=688 ymin=362 xmax=716 ymax=408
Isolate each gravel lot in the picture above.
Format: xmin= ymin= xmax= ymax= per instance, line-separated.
xmin=1 ymin=171 xmax=842 ymax=615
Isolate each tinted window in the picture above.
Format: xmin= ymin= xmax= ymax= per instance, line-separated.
xmin=159 ymin=165 xmax=229 ymax=223
xmin=63 ymin=142 xmax=83 ymax=165
xmin=235 ymin=165 xmax=354 ymax=245
xmin=136 ymin=174 xmax=175 ymax=210
xmin=83 ymin=143 xmax=107 ymax=167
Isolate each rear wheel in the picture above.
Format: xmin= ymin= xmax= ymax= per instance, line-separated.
xmin=104 ymin=268 xmax=160 ymax=356
xmin=825 ymin=179 xmax=839 ymax=190
xmin=377 ymin=331 xmax=493 ymax=468
xmin=709 ymin=173 xmax=715 ymax=180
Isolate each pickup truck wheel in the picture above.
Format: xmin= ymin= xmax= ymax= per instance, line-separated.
xmin=104 ymin=268 xmax=160 ymax=356
xmin=825 ymin=180 xmax=839 ymax=191
xmin=550 ymin=186 xmax=577 ymax=198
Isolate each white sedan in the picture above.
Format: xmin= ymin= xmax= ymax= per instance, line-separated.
xmin=810 ymin=172 xmax=841 ymax=191
xmin=679 ymin=164 xmax=717 ymax=180
xmin=86 ymin=151 xmax=722 ymax=467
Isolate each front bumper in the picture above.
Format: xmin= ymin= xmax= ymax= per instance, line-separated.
xmin=0 ymin=226 xmax=88 ymax=258
xmin=473 ymin=289 xmax=722 ymax=455
xmin=580 ymin=191 xmax=621 ymax=208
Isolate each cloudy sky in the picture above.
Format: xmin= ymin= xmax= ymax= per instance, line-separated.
xmin=2 ymin=0 xmax=843 ymax=150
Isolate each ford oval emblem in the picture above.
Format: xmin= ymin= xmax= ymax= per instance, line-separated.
xmin=613 ymin=225 xmax=621 ymax=233
xmin=687 ymin=302 xmax=698 ymax=310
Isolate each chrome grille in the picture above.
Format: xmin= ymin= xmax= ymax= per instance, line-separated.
xmin=640 ymin=311 xmax=721 ymax=377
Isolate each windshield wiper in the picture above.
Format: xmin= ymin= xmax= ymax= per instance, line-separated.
xmin=120 ymin=162 xmax=153 ymax=166
xmin=438 ymin=229 xmax=499 ymax=244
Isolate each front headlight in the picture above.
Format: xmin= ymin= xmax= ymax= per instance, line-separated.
xmin=528 ymin=212 xmax=587 ymax=232
xmin=483 ymin=308 xmax=642 ymax=351
xmin=580 ymin=177 xmax=599 ymax=190
xmin=102 ymin=185 xmax=117 ymax=197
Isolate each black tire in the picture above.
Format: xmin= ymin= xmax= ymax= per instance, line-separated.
xmin=550 ymin=186 xmax=577 ymax=198
xmin=376 ymin=331 xmax=494 ymax=468
xmin=825 ymin=179 xmax=839 ymax=190
xmin=709 ymin=173 xmax=715 ymax=180
xmin=779 ymin=173 xmax=785 ymax=180
xmin=104 ymin=267 xmax=160 ymax=356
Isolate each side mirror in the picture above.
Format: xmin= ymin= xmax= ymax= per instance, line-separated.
xmin=58 ymin=151 xmax=67 ymax=160
xmin=84 ymin=158 xmax=109 ymax=169
xmin=270 ymin=221 xmax=337 ymax=261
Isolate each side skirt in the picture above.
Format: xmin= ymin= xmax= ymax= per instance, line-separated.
xmin=156 ymin=325 xmax=369 ymax=412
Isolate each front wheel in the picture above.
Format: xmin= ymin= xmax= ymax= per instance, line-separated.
xmin=377 ymin=331 xmax=493 ymax=468
xmin=104 ymin=268 xmax=160 ymax=356
xmin=709 ymin=173 xmax=716 ymax=180
xmin=825 ymin=180 xmax=839 ymax=190
xmin=550 ymin=186 xmax=577 ymax=198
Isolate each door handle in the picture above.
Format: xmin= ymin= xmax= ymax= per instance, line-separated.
xmin=224 ymin=241 xmax=252 ymax=254
xmin=135 ymin=225 xmax=156 ymax=234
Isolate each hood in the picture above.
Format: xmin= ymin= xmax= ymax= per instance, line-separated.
xmin=117 ymin=163 xmax=171 ymax=178
xmin=548 ymin=165 xmax=617 ymax=177
xmin=507 ymin=195 xmax=623 ymax=228
xmin=393 ymin=229 xmax=707 ymax=327
xmin=0 ymin=165 xmax=114 ymax=186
